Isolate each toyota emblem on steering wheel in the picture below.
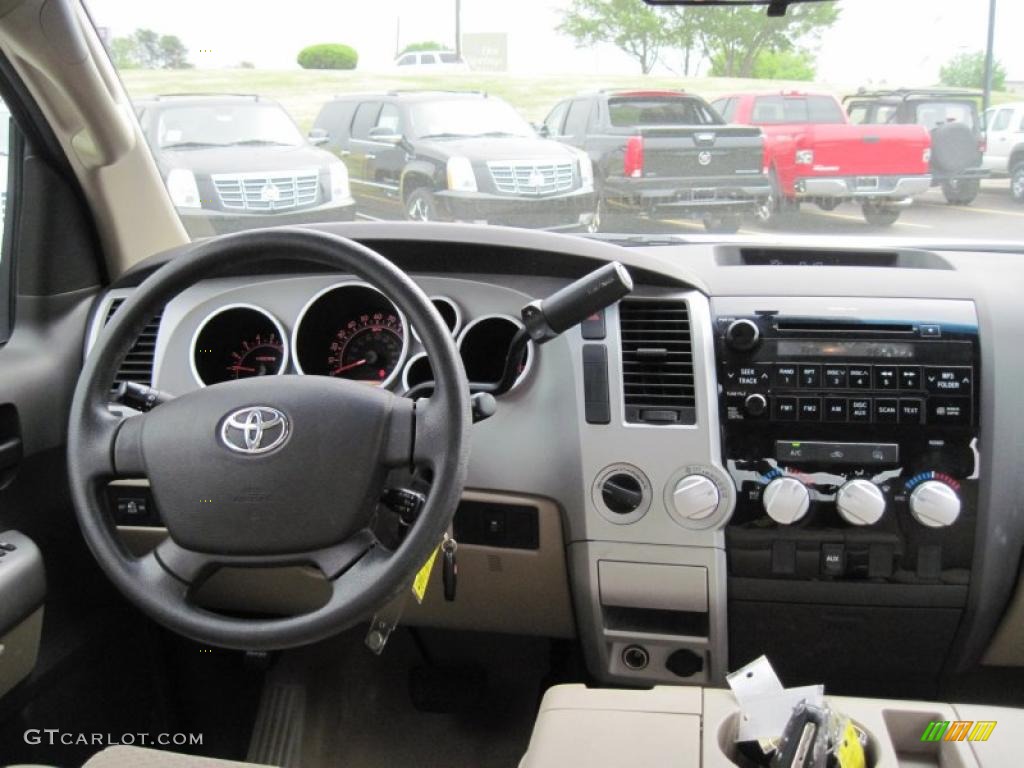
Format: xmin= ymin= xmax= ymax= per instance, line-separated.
xmin=220 ymin=406 xmax=289 ymax=454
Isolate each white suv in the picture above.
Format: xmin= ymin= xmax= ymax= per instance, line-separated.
xmin=393 ymin=50 xmax=471 ymax=72
xmin=982 ymin=102 xmax=1024 ymax=202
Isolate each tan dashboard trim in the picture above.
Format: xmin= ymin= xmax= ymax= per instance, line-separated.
xmin=116 ymin=490 xmax=575 ymax=638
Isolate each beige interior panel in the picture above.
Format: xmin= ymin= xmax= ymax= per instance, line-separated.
xmin=981 ymin=568 xmax=1024 ymax=666
xmin=0 ymin=0 xmax=187 ymax=274
xmin=117 ymin=490 xmax=575 ymax=638
xmin=0 ymin=607 xmax=43 ymax=700
xmin=403 ymin=491 xmax=575 ymax=638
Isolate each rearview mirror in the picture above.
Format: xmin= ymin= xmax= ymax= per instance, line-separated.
xmin=367 ymin=126 xmax=403 ymax=144
xmin=644 ymin=0 xmax=833 ymax=17
xmin=308 ymin=128 xmax=329 ymax=146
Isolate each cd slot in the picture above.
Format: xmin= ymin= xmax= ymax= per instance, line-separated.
xmin=774 ymin=318 xmax=916 ymax=334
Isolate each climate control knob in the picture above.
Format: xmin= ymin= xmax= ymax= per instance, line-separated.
xmin=909 ymin=480 xmax=961 ymax=528
xmin=762 ymin=476 xmax=810 ymax=525
xmin=601 ymin=473 xmax=645 ymax=515
xmin=836 ymin=479 xmax=886 ymax=526
xmin=725 ymin=318 xmax=760 ymax=351
xmin=672 ymin=474 xmax=721 ymax=522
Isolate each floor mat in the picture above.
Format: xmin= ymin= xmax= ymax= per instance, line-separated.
xmin=249 ymin=627 xmax=552 ymax=768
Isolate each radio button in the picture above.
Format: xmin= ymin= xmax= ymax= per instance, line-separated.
xmin=850 ymin=398 xmax=871 ymax=422
xmin=824 ymin=366 xmax=848 ymax=388
xmin=899 ymin=398 xmax=924 ymax=424
xmin=899 ymin=366 xmax=922 ymax=390
xmin=736 ymin=364 xmax=771 ymax=388
xmin=774 ymin=397 xmax=798 ymax=421
xmin=927 ymin=397 xmax=970 ymax=426
xmin=774 ymin=364 xmax=798 ymax=387
xmin=874 ymin=366 xmax=898 ymax=390
xmin=799 ymin=365 xmax=822 ymax=388
xmin=848 ymin=366 xmax=872 ymax=388
xmin=798 ymin=398 xmax=822 ymax=421
xmin=925 ymin=366 xmax=972 ymax=395
xmin=875 ymin=399 xmax=899 ymax=423
xmin=824 ymin=398 xmax=848 ymax=422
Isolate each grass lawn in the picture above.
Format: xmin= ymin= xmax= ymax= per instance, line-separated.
xmin=120 ymin=69 xmax=855 ymax=131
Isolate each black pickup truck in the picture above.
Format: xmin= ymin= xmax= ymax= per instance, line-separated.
xmin=541 ymin=90 xmax=770 ymax=233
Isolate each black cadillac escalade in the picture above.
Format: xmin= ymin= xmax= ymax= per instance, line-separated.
xmin=542 ymin=90 xmax=771 ymax=232
xmin=135 ymin=94 xmax=356 ymax=238
xmin=311 ymin=91 xmax=596 ymax=231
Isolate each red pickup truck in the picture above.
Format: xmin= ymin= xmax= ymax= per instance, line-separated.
xmin=711 ymin=92 xmax=932 ymax=226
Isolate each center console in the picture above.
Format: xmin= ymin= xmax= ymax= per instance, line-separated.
xmin=712 ymin=297 xmax=980 ymax=698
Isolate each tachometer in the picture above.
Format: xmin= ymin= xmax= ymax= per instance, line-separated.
xmin=328 ymin=313 xmax=404 ymax=382
xmin=193 ymin=305 xmax=289 ymax=386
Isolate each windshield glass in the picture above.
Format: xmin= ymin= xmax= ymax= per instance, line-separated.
xmin=154 ymin=104 xmax=304 ymax=148
xmin=410 ymin=98 xmax=534 ymax=138
xmin=89 ymin=0 xmax=1023 ymax=244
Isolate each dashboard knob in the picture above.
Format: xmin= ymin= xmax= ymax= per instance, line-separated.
xmin=763 ymin=476 xmax=809 ymax=525
xmin=744 ymin=393 xmax=768 ymax=417
xmin=601 ymin=473 xmax=645 ymax=515
xmin=672 ymin=474 xmax=721 ymax=522
xmin=725 ymin=319 xmax=760 ymax=351
xmin=909 ymin=480 xmax=961 ymax=528
xmin=836 ymin=479 xmax=886 ymax=526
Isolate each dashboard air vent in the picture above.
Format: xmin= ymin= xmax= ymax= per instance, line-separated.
xmin=619 ymin=299 xmax=696 ymax=425
xmin=103 ymin=297 xmax=163 ymax=389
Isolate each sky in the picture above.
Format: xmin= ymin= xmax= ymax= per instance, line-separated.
xmin=85 ymin=0 xmax=1023 ymax=86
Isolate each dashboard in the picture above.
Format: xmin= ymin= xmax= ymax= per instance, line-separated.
xmin=87 ymin=223 xmax=1024 ymax=700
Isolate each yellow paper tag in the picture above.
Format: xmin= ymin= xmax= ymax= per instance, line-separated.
xmin=411 ymin=547 xmax=439 ymax=604
xmin=835 ymin=720 xmax=866 ymax=768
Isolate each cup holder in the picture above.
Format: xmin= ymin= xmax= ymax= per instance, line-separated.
xmin=716 ymin=710 xmax=879 ymax=768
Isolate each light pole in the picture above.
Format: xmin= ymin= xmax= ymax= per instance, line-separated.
xmin=455 ymin=0 xmax=462 ymax=59
xmin=982 ymin=0 xmax=997 ymax=113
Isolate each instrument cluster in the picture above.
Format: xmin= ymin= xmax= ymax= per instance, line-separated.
xmin=189 ymin=283 xmax=532 ymax=395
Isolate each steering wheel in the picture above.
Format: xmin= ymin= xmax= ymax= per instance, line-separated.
xmin=67 ymin=229 xmax=471 ymax=651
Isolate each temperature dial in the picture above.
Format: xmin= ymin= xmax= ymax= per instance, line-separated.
xmin=672 ymin=475 xmax=721 ymax=522
xmin=836 ymin=479 xmax=886 ymax=526
xmin=909 ymin=480 xmax=961 ymax=528
xmin=763 ymin=476 xmax=809 ymax=525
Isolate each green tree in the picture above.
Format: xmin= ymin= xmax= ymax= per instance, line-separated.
xmin=940 ymin=51 xmax=1006 ymax=91
xmin=698 ymin=4 xmax=839 ymax=78
xmin=558 ymin=0 xmax=673 ymax=75
xmin=400 ymin=41 xmax=446 ymax=55
xmin=107 ymin=28 xmax=191 ymax=69
xmin=109 ymin=37 xmax=138 ymax=69
xmin=158 ymin=35 xmax=190 ymax=69
xmin=750 ymin=49 xmax=816 ymax=81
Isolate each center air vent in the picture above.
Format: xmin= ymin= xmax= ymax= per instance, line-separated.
xmin=103 ymin=297 xmax=163 ymax=389
xmin=619 ymin=299 xmax=695 ymax=425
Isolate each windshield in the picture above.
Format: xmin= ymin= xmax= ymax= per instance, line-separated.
xmin=89 ymin=0 xmax=1023 ymax=244
xmin=410 ymin=99 xmax=534 ymax=138
xmin=154 ymin=104 xmax=304 ymax=148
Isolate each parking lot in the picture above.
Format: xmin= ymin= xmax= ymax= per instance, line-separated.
xmin=648 ymin=179 xmax=1022 ymax=239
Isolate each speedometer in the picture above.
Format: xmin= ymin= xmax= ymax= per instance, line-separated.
xmin=293 ymin=283 xmax=409 ymax=386
xmin=328 ymin=313 xmax=404 ymax=382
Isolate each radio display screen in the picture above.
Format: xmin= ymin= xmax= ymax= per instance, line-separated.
xmin=777 ymin=340 xmax=916 ymax=359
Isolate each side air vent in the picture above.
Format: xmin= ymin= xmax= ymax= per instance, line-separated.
xmin=103 ymin=297 xmax=163 ymax=389
xmin=619 ymin=299 xmax=695 ymax=425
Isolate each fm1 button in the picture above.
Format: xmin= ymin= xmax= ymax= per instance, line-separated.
xmin=774 ymin=397 xmax=797 ymax=421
